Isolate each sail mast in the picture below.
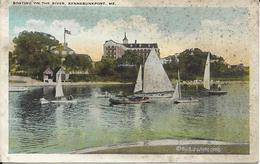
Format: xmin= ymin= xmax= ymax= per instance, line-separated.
xmin=172 ymin=70 xmax=181 ymax=100
xmin=55 ymin=73 xmax=64 ymax=98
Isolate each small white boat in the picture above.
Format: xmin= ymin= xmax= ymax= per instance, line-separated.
xmin=174 ymin=97 xmax=199 ymax=104
xmin=173 ymin=70 xmax=199 ymax=104
xmin=202 ymin=53 xmax=227 ymax=96
xmin=95 ymin=91 xmax=111 ymax=98
xmin=9 ymin=87 xmax=28 ymax=92
xmin=40 ymin=73 xmax=77 ymax=104
xmin=40 ymin=98 xmax=50 ymax=104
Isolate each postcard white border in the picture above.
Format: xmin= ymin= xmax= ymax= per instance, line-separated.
xmin=0 ymin=0 xmax=258 ymax=162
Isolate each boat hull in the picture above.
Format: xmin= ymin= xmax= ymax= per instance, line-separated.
xmin=174 ymin=98 xmax=199 ymax=104
xmin=40 ymin=98 xmax=49 ymax=105
xmin=51 ymin=100 xmax=77 ymax=103
xmin=200 ymin=89 xmax=227 ymax=96
xmin=109 ymin=97 xmax=150 ymax=105
xmin=208 ymin=90 xmax=227 ymax=95
xmin=134 ymin=93 xmax=173 ymax=98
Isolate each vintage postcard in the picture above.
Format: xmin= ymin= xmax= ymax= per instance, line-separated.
xmin=0 ymin=0 xmax=258 ymax=163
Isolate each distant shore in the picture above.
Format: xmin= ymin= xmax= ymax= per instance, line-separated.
xmin=72 ymin=139 xmax=249 ymax=154
xmin=9 ymin=75 xmax=248 ymax=87
xmin=9 ymin=80 xmax=248 ymax=87
xmin=9 ymin=81 xmax=132 ymax=87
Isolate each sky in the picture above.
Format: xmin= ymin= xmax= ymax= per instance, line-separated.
xmin=9 ymin=6 xmax=251 ymax=65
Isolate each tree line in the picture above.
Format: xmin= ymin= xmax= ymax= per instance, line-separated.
xmin=9 ymin=31 xmax=248 ymax=82
xmin=9 ymin=31 xmax=93 ymax=80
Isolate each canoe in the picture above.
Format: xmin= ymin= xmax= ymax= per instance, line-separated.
xmin=40 ymin=98 xmax=77 ymax=104
xmin=109 ymin=96 xmax=150 ymax=105
xmin=207 ymin=90 xmax=227 ymax=95
xmin=174 ymin=98 xmax=199 ymax=104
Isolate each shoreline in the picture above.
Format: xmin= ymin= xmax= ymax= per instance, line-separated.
xmin=71 ymin=139 xmax=249 ymax=154
xmin=9 ymin=81 xmax=133 ymax=87
xmin=9 ymin=80 xmax=248 ymax=87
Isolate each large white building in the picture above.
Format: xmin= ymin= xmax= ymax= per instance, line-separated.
xmin=103 ymin=33 xmax=160 ymax=59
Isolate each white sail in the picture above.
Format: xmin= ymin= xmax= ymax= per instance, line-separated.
xmin=172 ymin=70 xmax=181 ymax=99
xmin=172 ymin=81 xmax=180 ymax=99
xmin=203 ymin=53 xmax=210 ymax=90
xmin=55 ymin=74 xmax=64 ymax=98
xmin=178 ymin=70 xmax=181 ymax=98
xmin=143 ymin=48 xmax=174 ymax=93
xmin=134 ymin=65 xmax=143 ymax=93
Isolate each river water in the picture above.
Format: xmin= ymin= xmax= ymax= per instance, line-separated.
xmin=9 ymin=83 xmax=249 ymax=153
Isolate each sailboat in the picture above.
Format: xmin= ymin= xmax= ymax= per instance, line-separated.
xmin=109 ymin=48 xmax=173 ymax=105
xmin=134 ymin=48 xmax=174 ymax=98
xmin=173 ymin=70 xmax=199 ymax=104
xmin=109 ymin=64 xmax=151 ymax=105
xmin=172 ymin=71 xmax=199 ymax=104
xmin=203 ymin=53 xmax=227 ymax=95
xmin=40 ymin=73 xmax=77 ymax=104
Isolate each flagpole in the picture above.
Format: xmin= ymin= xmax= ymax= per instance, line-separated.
xmin=64 ymin=28 xmax=66 ymax=48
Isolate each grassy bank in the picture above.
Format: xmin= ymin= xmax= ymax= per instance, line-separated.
xmin=69 ymin=74 xmax=250 ymax=82
xmin=86 ymin=144 xmax=249 ymax=154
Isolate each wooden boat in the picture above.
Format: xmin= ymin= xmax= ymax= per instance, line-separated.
xmin=202 ymin=53 xmax=227 ymax=96
xmin=207 ymin=90 xmax=227 ymax=95
xmin=109 ymin=96 xmax=150 ymax=105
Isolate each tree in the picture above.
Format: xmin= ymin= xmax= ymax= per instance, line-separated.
xmin=64 ymin=54 xmax=93 ymax=72
xmin=12 ymin=31 xmax=62 ymax=79
xmin=9 ymin=51 xmax=16 ymax=73
xmin=95 ymin=56 xmax=117 ymax=76
xmin=117 ymin=50 xmax=143 ymax=65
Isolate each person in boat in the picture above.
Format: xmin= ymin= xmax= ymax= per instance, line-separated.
xmin=68 ymin=95 xmax=74 ymax=100
xmin=105 ymin=91 xmax=108 ymax=97
xmin=143 ymin=97 xmax=149 ymax=100
xmin=217 ymin=84 xmax=222 ymax=91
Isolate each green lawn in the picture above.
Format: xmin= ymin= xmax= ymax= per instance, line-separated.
xmin=86 ymin=144 xmax=249 ymax=154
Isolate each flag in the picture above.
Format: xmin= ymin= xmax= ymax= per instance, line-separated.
xmin=64 ymin=29 xmax=71 ymax=35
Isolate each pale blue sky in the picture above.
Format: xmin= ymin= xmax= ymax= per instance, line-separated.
xmin=9 ymin=6 xmax=250 ymax=64
xmin=9 ymin=6 xmax=248 ymax=37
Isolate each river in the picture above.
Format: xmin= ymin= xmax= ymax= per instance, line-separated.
xmin=9 ymin=82 xmax=249 ymax=153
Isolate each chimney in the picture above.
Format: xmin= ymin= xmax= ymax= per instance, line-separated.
xmin=135 ymin=40 xmax=137 ymax=44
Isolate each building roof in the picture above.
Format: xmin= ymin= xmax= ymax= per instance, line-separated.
xmin=43 ymin=67 xmax=53 ymax=74
xmin=123 ymin=43 xmax=158 ymax=48
xmin=57 ymin=67 xmax=65 ymax=74
xmin=105 ymin=40 xmax=120 ymax=44
xmin=104 ymin=39 xmax=159 ymax=49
